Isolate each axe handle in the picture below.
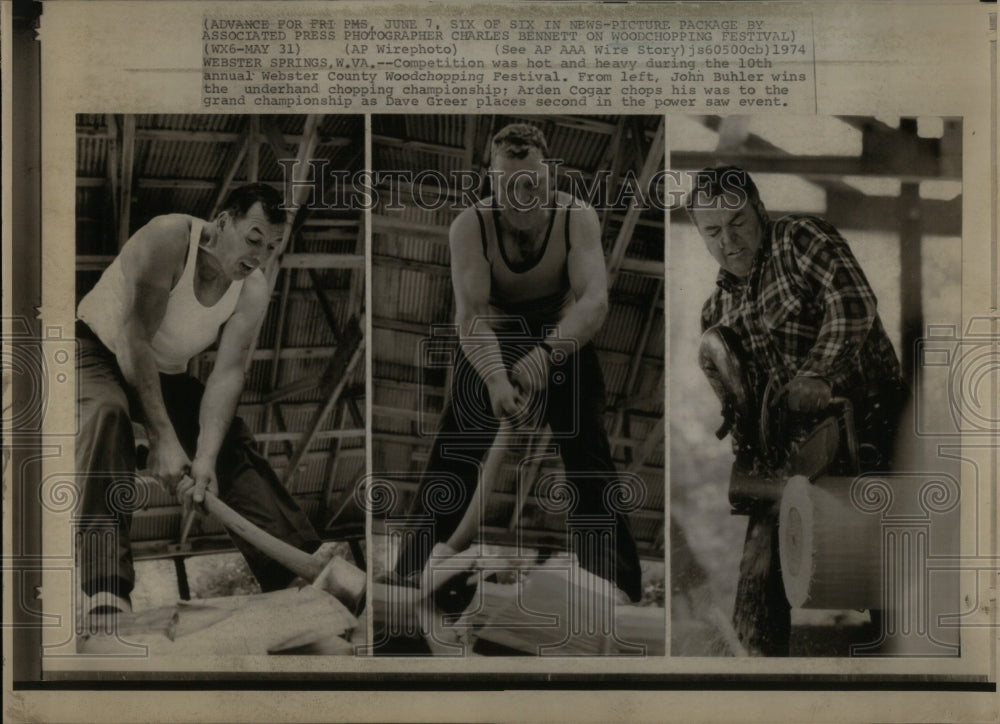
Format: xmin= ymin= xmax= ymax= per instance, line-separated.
xmin=445 ymin=420 xmax=512 ymax=553
xmin=202 ymin=491 xmax=326 ymax=583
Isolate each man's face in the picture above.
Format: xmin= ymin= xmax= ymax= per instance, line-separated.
xmin=215 ymin=201 xmax=285 ymax=280
xmin=692 ymin=204 xmax=763 ymax=278
xmin=491 ymin=150 xmax=552 ymax=231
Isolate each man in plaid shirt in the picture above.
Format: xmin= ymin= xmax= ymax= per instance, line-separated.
xmin=689 ymin=166 xmax=907 ymax=655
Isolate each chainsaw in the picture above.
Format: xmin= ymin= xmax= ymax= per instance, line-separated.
xmin=698 ymin=325 xmax=861 ymax=515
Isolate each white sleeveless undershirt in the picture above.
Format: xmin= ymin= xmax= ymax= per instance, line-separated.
xmin=77 ymin=218 xmax=245 ymax=374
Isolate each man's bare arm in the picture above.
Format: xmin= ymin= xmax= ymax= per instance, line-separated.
xmin=552 ymin=202 xmax=609 ymax=350
xmin=510 ymin=203 xmax=608 ymax=396
xmin=185 ymin=271 xmax=269 ymax=503
xmin=115 ymin=215 xmax=190 ymax=487
xmin=449 ymin=208 xmax=520 ymax=418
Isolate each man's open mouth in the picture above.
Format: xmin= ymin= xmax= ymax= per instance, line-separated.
xmin=239 ymin=261 xmax=256 ymax=273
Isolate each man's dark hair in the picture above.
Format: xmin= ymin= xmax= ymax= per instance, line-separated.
xmin=491 ymin=123 xmax=550 ymax=162
xmin=219 ymin=182 xmax=286 ymax=225
xmin=685 ymin=165 xmax=769 ymax=225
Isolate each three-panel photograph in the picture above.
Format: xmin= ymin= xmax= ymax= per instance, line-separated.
xmin=64 ymin=112 xmax=961 ymax=663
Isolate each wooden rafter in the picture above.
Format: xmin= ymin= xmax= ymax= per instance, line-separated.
xmin=284 ymin=315 xmax=365 ymax=490
xmin=606 ymin=117 xmax=665 ymax=284
xmin=209 ymin=126 xmax=251 ymax=219
xmin=117 ymin=115 xmax=136 ymax=247
xmin=247 ymin=115 xmax=261 ymax=183
xmin=626 ymin=416 xmax=664 ymax=474
xmin=609 ymin=278 xmax=663 ymax=453
xmin=243 ymin=114 xmax=323 ymax=374
xmin=103 ymin=114 xmax=120 ymax=247
xmin=597 ymin=117 xmax=628 ymax=238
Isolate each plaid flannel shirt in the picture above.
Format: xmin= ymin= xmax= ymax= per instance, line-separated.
xmin=701 ymin=214 xmax=902 ymax=397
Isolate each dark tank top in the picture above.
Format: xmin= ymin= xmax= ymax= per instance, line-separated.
xmin=473 ymin=194 xmax=575 ymax=331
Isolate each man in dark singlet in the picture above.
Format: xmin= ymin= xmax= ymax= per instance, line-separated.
xmin=394 ymin=124 xmax=643 ymax=603
xmin=75 ymin=183 xmax=321 ymax=616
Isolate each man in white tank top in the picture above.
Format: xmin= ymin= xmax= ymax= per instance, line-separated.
xmin=393 ymin=124 xmax=643 ymax=608
xmin=76 ymin=183 xmax=321 ymax=617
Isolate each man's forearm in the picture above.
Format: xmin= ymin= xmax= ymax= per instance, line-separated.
xmin=457 ymin=312 xmax=509 ymax=389
xmin=117 ymin=334 xmax=175 ymax=443
xmin=544 ymin=295 xmax=607 ymax=354
xmin=195 ymin=366 xmax=244 ymax=465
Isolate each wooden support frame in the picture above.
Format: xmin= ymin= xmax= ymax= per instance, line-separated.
xmin=117 ymin=115 xmax=136 ymax=247
xmin=609 ymin=278 xmax=663 ymax=452
xmin=606 ymin=118 xmax=665 ymax=284
xmin=103 ymin=114 xmax=120 ymax=247
xmin=283 ymin=315 xmax=365 ymax=491
xmin=209 ymin=124 xmax=251 ymax=220
xmin=243 ymin=114 xmax=323 ymax=373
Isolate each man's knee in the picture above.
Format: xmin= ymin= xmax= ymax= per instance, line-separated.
xmin=78 ymin=400 xmax=133 ymax=450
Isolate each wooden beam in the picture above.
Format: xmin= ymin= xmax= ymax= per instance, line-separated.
xmin=117 ymin=115 xmax=136 ymax=247
xmin=284 ymin=316 xmax=365 ymax=490
xmin=626 ymin=416 xmax=664 ymax=474
xmin=209 ymin=129 xmax=250 ymax=219
xmin=607 ymin=118 xmax=665 ymax=284
xmin=671 ymin=151 xmax=959 ymax=182
xmin=609 ymin=279 xmax=663 ymax=452
xmin=597 ymin=117 xmax=628 ymax=238
xmin=261 ymin=233 xmax=295 ymax=458
xmin=247 ymin=116 xmax=260 ymax=183
xmin=372 ymin=213 xmax=449 ymax=241
xmin=506 ymin=113 xmax=619 ymax=137
xmin=321 ymin=401 xmax=350 ymax=519
xmin=260 ymin=115 xmax=293 ymax=158
xmin=308 ymin=267 xmax=344 ymax=344
xmin=103 ymin=114 xmax=120 ymax=247
xmin=371 ymin=134 xmax=465 ymax=158
xmin=77 ymin=124 xmax=354 ymax=145
xmin=371 ymin=253 xmax=450 ymax=277
xmin=899 ymin=177 xmax=923 ymax=384
xmin=280 ymin=253 xmax=365 ymax=269
xmin=671 ymin=193 xmax=960 ymax=237
xmin=462 ymin=116 xmax=478 ymax=170
xmin=254 ymin=428 xmax=364 ymax=443
xmin=244 ymin=114 xmax=322 ymax=373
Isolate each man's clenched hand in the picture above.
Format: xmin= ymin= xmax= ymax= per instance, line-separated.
xmin=785 ymin=376 xmax=832 ymax=413
xmin=147 ymin=435 xmax=191 ymax=495
xmin=176 ymin=456 xmax=219 ymax=508
xmin=485 ymin=374 xmax=523 ymax=420
xmin=509 ymin=344 xmax=551 ymax=401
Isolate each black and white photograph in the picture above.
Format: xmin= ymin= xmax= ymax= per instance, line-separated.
xmin=368 ymin=115 xmax=667 ymax=655
xmin=4 ymin=0 xmax=999 ymax=720
xmin=669 ymin=115 xmax=963 ymax=657
xmin=71 ymin=113 xmax=369 ymax=655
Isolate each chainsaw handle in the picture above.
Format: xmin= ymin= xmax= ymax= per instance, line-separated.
xmin=760 ymin=383 xmax=859 ymax=472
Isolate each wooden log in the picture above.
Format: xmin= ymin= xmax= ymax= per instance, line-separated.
xmin=779 ymin=475 xmax=881 ymax=610
xmin=313 ymin=555 xmax=366 ymax=611
xmin=468 ymin=559 xmax=663 ymax=656
xmin=731 ymin=505 xmax=790 ymax=656
xmin=79 ymin=587 xmax=357 ymax=655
